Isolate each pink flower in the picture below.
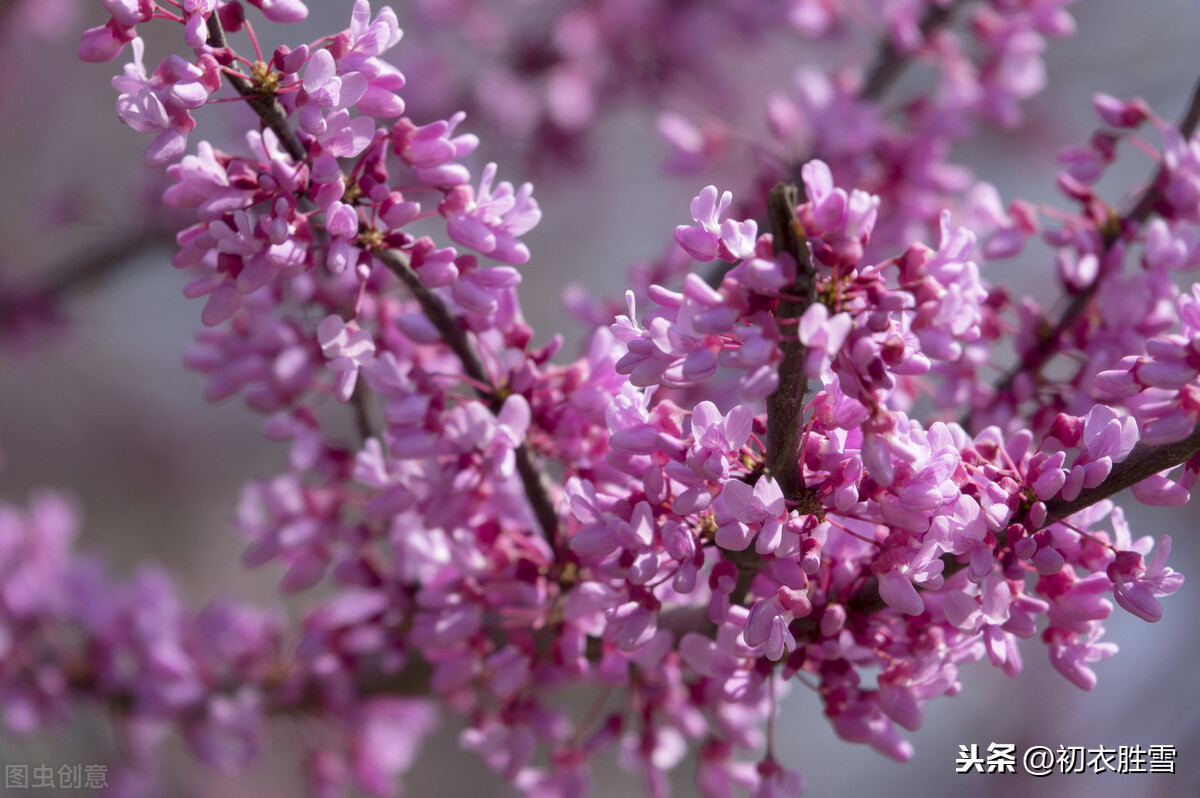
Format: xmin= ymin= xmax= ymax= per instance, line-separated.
xmin=349 ymin=698 xmax=437 ymax=797
xmin=1046 ymin=624 xmax=1118 ymax=691
xmin=744 ymin=589 xmax=809 ymax=661
xmin=798 ymin=159 xmax=879 ymax=265
xmin=317 ymin=315 xmax=376 ymax=401
xmin=298 ymin=48 xmax=369 ymax=135
xmin=715 ymin=475 xmax=788 ymax=554
xmin=394 ymin=112 xmax=479 ymax=187
xmin=674 ymin=186 xmax=758 ymax=262
xmin=184 ymin=688 xmax=264 ymax=772
xmin=442 ymin=163 xmax=541 ymax=264
xmin=873 ymin=542 xmax=944 ymax=617
xmin=1092 ymin=93 xmax=1150 ymax=128
xmin=1108 ymin=535 xmax=1185 ymax=622
xmin=797 ymin=303 xmax=852 ymax=377
xmin=753 ymin=757 xmax=806 ymax=798
xmin=111 ymin=38 xmax=211 ymax=166
xmin=246 ymin=0 xmax=309 ymax=24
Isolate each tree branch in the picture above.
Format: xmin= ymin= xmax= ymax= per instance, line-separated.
xmin=370 ymin=247 xmax=561 ymax=553
xmin=0 ymin=232 xmax=165 ymax=330
xmin=1126 ymin=73 xmax=1200 ymax=227
xmin=1044 ymin=424 xmax=1200 ymax=519
xmin=764 ymin=183 xmax=816 ymax=501
xmin=371 ymin=250 xmax=492 ymax=389
xmin=706 ymin=3 xmax=964 ymax=289
xmin=859 ymin=0 xmax=963 ymax=102
xmin=729 ymin=184 xmax=816 ymax=605
xmin=972 ymin=73 xmax=1200 ymax=427
xmin=204 ymin=15 xmax=307 ymax=163
xmin=834 ymin=422 xmax=1200 ymax=619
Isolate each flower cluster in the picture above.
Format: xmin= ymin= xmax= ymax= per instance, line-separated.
xmin=591 ymin=164 xmax=1189 ymax=763
xmin=0 ymin=490 xmax=440 ymax=794
xmin=654 ymin=0 xmax=1077 ymax=256
xmin=1 ymin=1 xmax=1198 ymax=798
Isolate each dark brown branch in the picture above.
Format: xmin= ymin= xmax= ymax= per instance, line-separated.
xmin=372 ymin=247 xmax=561 ymax=553
xmin=349 ymin=379 xmax=376 ymax=443
xmin=764 ymin=182 xmax=816 ymax=501
xmin=372 ymin=249 xmax=492 ymax=388
xmin=728 ymin=184 xmax=816 ymax=605
xmin=513 ymin=443 xmax=563 ymax=555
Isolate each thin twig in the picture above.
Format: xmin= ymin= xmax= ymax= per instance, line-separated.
xmin=371 ymin=248 xmax=562 ymax=553
xmin=371 ymin=249 xmax=492 ymax=388
xmin=840 ymin=423 xmax=1200 ymax=618
xmin=1127 ymin=75 xmax=1200 ymax=227
xmin=705 ymin=2 xmax=964 ymax=289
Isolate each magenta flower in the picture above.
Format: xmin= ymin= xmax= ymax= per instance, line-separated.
xmin=1046 ymin=624 xmax=1118 ymax=691
xmin=349 ymin=698 xmax=437 ymax=797
xmin=753 ymin=758 xmax=806 ymax=798
xmin=394 ymin=113 xmax=480 ymax=187
xmin=44 ymin=2 xmax=1200 ymax=794
xmin=178 ymin=0 xmax=217 ymax=48
xmin=873 ymin=539 xmax=945 ymax=617
xmin=743 ymin=588 xmax=809 ymax=661
xmin=797 ymin=303 xmax=852 ymax=377
xmin=298 ymin=48 xmax=369 ymax=135
xmin=798 ymin=159 xmax=879 ymax=266
xmin=688 ymin=400 xmax=753 ymax=480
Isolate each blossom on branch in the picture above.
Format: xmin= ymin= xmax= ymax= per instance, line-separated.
xmin=7 ymin=1 xmax=1195 ymax=796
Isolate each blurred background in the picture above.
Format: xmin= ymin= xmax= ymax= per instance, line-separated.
xmin=1 ymin=1 xmax=1199 ymax=796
